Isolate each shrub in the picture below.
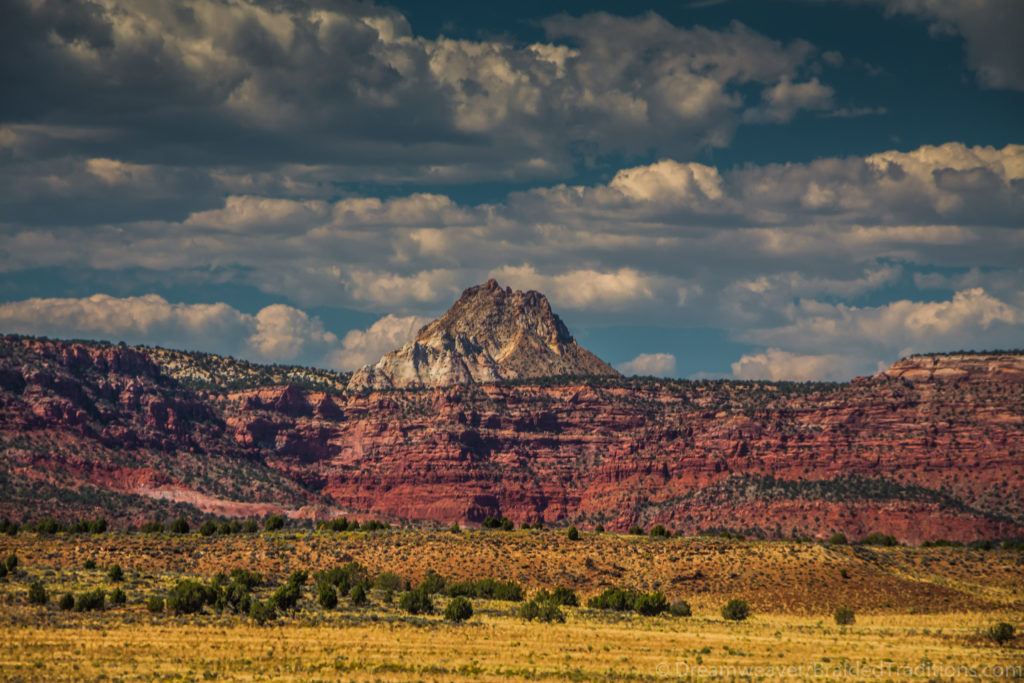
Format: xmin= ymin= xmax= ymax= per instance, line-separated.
xmin=199 ymin=520 xmax=217 ymax=537
xmin=169 ymin=517 xmax=189 ymax=534
xmin=567 ymin=525 xmax=579 ymax=541
xmin=325 ymin=517 xmax=350 ymax=531
xmin=549 ymin=587 xmax=579 ymax=607
xmin=243 ymin=520 xmax=259 ymax=533
xmin=207 ymin=569 xmax=260 ymax=618
xmin=445 ymin=579 xmax=474 ymax=598
xmin=634 ymin=591 xmax=669 ymax=616
xmin=481 ymin=516 xmax=500 ymax=529
xmin=500 ymin=517 xmax=514 ymax=531
xmin=34 ymin=518 xmax=64 ymax=534
xmin=1002 ymin=539 xmax=1024 ymax=551
xmin=859 ymin=532 xmax=897 ymax=546
xmin=146 ymin=596 xmax=164 ymax=613
xmin=271 ymin=581 xmax=301 ymax=612
xmin=168 ymin=580 xmax=214 ymax=614
xmin=669 ymin=599 xmax=692 ymax=617
xmin=650 ymin=525 xmax=670 ymax=538
xmin=519 ymin=596 xmax=565 ymax=623
xmin=594 ymin=523 xmax=605 ymax=533
xmin=0 ymin=563 xmax=5 ymax=579
xmin=628 ymin=525 xmax=644 ymax=535
xmin=449 ymin=522 xmax=461 ymax=533
xmin=75 ymin=589 xmax=106 ymax=612
xmin=59 ymin=593 xmax=75 ymax=610
xmin=445 ymin=578 xmax=523 ymax=601
xmin=968 ymin=539 xmax=992 ymax=551
xmin=89 ymin=518 xmax=108 ymax=534
xmin=107 ymin=564 xmax=124 ymax=582
xmin=140 ymin=521 xmax=164 ymax=533
xmin=110 ymin=588 xmax=127 ymax=605
xmin=834 ymin=607 xmax=855 ymax=625
xmin=374 ymin=571 xmax=406 ymax=592
xmin=264 ymin=515 xmax=285 ymax=531
xmin=489 ymin=579 xmax=524 ymax=601
xmin=28 ymin=581 xmax=48 ymax=605
xmin=228 ymin=568 xmax=263 ymax=590
xmin=350 ymin=584 xmax=368 ymax=606
xmin=69 ymin=519 xmax=91 ymax=534
xmin=444 ymin=596 xmax=473 ymax=622
xmin=287 ymin=569 xmax=308 ymax=586
xmin=827 ymin=533 xmax=848 ymax=545
xmin=314 ymin=562 xmax=368 ymax=595
xmin=588 ymin=587 xmax=640 ymax=611
xmin=0 ymin=518 xmax=18 ymax=535
xmin=217 ymin=580 xmax=254 ymax=614
xmin=417 ymin=570 xmax=446 ymax=595
xmin=218 ymin=521 xmax=237 ymax=535
xmin=399 ymin=588 xmax=433 ymax=614
xmin=361 ymin=520 xmax=390 ymax=531
xmin=249 ymin=599 xmax=276 ymax=625
xmin=721 ymin=599 xmax=750 ymax=621
xmin=5 ymin=553 xmax=18 ymax=571
xmin=984 ymin=622 xmax=1015 ymax=645
xmin=83 ymin=559 xmax=96 ymax=569
xmin=318 ymin=583 xmax=338 ymax=609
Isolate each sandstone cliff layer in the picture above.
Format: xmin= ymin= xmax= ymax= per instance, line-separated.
xmin=1 ymin=335 xmax=1022 ymax=543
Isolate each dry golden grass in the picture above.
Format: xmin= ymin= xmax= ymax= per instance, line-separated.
xmin=6 ymin=529 xmax=1023 ymax=613
xmin=1 ymin=530 xmax=1022 ymax=681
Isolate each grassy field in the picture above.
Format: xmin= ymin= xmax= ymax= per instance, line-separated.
xmin=1 ymin=529 xmax=1021 ymax=681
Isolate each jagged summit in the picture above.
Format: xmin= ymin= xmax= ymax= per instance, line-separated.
xmin=347 ymin=279 xmax=619 ymax=390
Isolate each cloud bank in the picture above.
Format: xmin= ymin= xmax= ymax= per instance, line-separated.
xmin=0 ymin=295 xmax=424 ymax=371
xmin=618 ymin=353 xmax=678 ymax=377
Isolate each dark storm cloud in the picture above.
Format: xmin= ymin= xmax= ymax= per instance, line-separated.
xmin=0 ymin=1 xmax=836 ymax=192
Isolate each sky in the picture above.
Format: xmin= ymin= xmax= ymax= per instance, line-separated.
xmin=0 ymin=0 xmax=1021 ymax=381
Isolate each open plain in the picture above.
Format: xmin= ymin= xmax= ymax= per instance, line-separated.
xmin=1 ymin=528 xmax=1021 ymax=681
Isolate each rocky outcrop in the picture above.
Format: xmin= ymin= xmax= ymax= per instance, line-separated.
xmin=0 ymin=336 xmax=314 ymax=525
xmin=880 ymin=353 xmax=1024 ymax=383
xmin=348 ymin=280 xmax=618 ymax=390
xmin=1 ymin=335 xmax=1022 ymax=543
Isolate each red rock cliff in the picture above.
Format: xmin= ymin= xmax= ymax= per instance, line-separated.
xmin=2 ymin=336 xmax=1022 ymax=543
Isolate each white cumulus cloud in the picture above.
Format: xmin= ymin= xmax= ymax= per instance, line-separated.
xmin=489 ymin=264 xmax=663 ymax=310
xmin=741 ymin=288 xmax=1023 ymax=357
xmin=731 ymin=348 xmax=866 ymax=381
xmin=618 ymin=353 xmax=678 ymax=376
xmin=0 ymin=294 xmax=343 ymax=368
xmin=329 ymin=314 xmax=431 ymax=370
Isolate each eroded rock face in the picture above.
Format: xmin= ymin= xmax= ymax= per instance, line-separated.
xmin=0 ymin=337 xmax=315 ymax=525
xmin=2 ymin=335 xmax=1023 ymax=543
xmin=347 ymin=280 xmax=619 ymax=390
xmin=880 ymin=353 xmax=1024 ymax=383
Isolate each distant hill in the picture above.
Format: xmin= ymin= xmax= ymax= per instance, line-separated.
xmin=0 ymin=332 xmax=1022 ymax=543
xmin=142 ymin=345 xmax=351 ymax=395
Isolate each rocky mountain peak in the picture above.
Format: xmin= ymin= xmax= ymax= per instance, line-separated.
xmin=348 ymin=280 xmax=618 ymax=390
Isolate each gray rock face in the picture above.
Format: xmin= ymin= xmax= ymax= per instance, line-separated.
xmin=347 ymin=279 xmax=619 ymax=390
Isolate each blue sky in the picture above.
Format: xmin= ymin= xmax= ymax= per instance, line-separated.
xmin=0 ymin=0 xmax=1021 ymax=380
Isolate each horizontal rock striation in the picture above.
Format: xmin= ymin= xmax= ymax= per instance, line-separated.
xmin=1 ymin=335 xmax=1022 ymax=543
